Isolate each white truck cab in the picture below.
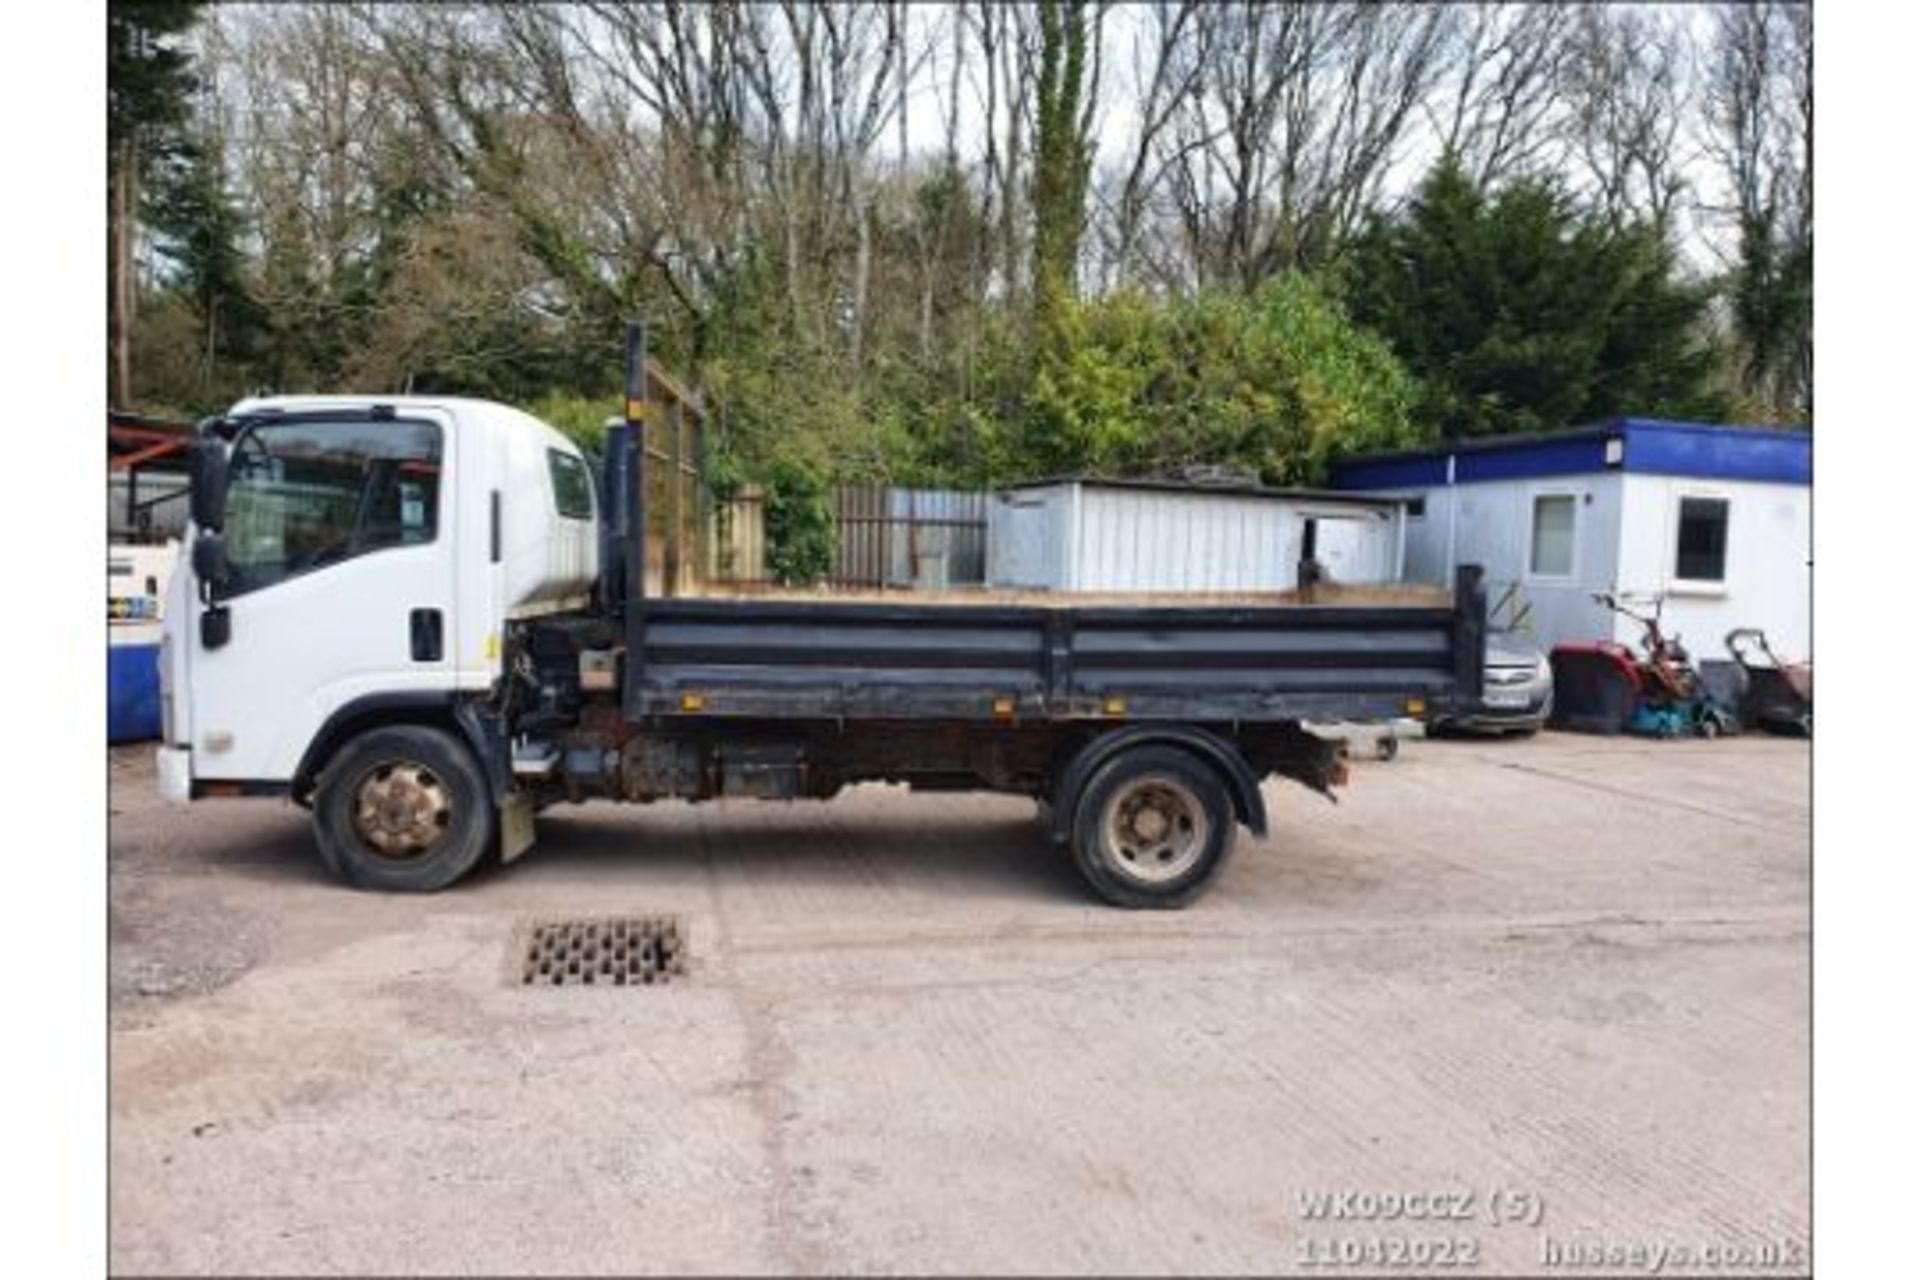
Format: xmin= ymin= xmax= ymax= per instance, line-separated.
xmin=157 ymin=396 xmax=597 ymax=804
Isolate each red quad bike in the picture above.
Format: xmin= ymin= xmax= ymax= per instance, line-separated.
xmin=1592 ymin=591 xmax=1741 ymax=739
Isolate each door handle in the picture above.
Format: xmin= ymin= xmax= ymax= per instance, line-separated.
xmin=410 ymin=608 xmax=444 ymax=662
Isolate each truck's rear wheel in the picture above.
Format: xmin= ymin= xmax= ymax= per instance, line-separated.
xmin=313 ymin=725 xmax=495 ymax=892
xmin=1070 ymin=746 xmax=1235 ymax=908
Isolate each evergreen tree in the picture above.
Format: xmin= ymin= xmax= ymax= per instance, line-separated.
xmin=108 ymin=0 xmax=201 ymax=153
xmin=1344 ymin=156 xmax=1728 ymax=440
xmin=108 ymin=0 xmax=204 ymax=403
xmin=1727 ymin=208 xmax=1813 ymax=421
xmin=146 ymin=126 xmax=267 ymax=381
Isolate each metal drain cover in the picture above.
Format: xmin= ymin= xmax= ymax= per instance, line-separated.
xmin=517 ymin=916 xmax=687 ymax=987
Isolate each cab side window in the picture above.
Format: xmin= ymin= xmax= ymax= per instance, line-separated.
xmin=222 ymin=419 xmax=442 ymax=596
xmin=548 ymin=448 xmax=594 ymax=521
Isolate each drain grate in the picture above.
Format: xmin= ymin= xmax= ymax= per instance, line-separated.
xmin=517 ymin=916 xmax=687 ymax=987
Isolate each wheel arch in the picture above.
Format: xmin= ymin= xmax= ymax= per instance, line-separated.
xmin=291 ymin=693 xmax=505 ymax=807
xmin=1050 ymin=725 xmax=1267 ymax=842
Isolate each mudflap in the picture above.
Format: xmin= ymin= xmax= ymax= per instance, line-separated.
xmin=500 ymin=794 xmax=537 ymax=865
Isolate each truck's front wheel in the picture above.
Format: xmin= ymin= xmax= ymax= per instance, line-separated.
xmin=313 ymin=725 xmax=495 ymax=892
xmin=1071 ymin=746 xmax=1235 ymax=909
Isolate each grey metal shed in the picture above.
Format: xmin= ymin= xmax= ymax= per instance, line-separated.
xmin=986 ymin=476 xmax=1407 ymax=593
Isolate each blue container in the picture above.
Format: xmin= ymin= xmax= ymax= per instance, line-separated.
xmin=108 ymin=642 xmax=162 ymax=742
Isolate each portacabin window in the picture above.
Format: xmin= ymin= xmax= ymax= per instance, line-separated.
xmin=1528 ymin=491 xmax=1577 ymax=580
xmin=221 ymin=418 xmax=442 ymax=597
xmin=1673 ymin=494 xmax=1731 ymax=586
xmin=548 ymin=448 xmax=595 ymax=520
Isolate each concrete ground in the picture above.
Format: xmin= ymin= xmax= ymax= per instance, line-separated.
xmin=109 ymin=732 xmax=1809 ymax=1276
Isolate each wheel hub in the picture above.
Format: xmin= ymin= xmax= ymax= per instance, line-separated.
xmin=1131 ymin=806 xmax=1170 ymax=842
xmin=1104 ymin=775 xmax=1208 ymax=884
xmin=353 ymin=762 xmax=453 ymax=860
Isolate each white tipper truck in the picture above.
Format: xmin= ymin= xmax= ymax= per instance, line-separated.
xmin=159 ymin=329 xmax=1484 ymax=906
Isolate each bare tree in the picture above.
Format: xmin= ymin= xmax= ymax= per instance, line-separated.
xmin=1432 ymin=3 xmax=1572 ymax=186
xmin=967 ymin=1 xmax=1042 ymax=300
xmin=895 ymin=4 xmax=970 ymax=359
xmin=1092 ymin=0 xmax=1211 ymax=289
xmin=1562 ymin=5 xmax=1696 ymax=233
xmin=1147 ymin=3 xmax=1451 ymax=290
xmin=210 ymin=5 xmax=456 ymax=388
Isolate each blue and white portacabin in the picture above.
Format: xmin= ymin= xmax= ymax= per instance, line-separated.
xmin=1330 ymin=419 xmax=1811 ymax=663
xmin=109 ymin=540 xmax=181 ymax=742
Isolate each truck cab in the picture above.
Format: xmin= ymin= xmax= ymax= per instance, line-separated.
xmin=158 ymin=397 xmax=596 ymax=813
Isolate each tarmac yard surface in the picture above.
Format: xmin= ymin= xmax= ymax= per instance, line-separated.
xmin=108 ymin=733 xmax=1810 ymax=1275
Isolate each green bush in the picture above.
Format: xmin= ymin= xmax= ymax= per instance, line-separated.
xmin=703 ymin=448 xmax=749 ymax=504
xmin=522 ymin=391 xmax=617 ymax=457
xmin=763 ymin=457 xmax=836 ymax=587
xmin=1013 ymin=275 xmax=1426 ymax=485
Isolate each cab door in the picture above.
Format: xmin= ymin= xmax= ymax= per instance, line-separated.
xmin=187 ymin=411 xmax=458 ymax=782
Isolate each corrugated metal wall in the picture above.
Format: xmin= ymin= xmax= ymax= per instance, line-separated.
xmin=1310 ymin=507 xmax=1401 ymax=585
xmin=713 ymin=479 xmax=1401 ymax=594
xmin=1076 ymin=488 xmax=1303 ymax=591
xmin=986 ymin=488 xmax=1070 ymax=588
xmin=885 ymin=488 xmax=988 ymax=586
xmin=989 ymin=482 xmax=1401 ymax=593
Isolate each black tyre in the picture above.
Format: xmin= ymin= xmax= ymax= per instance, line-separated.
xmin=1070 ymin=746 xmax=1236 ymax=909
xmin=312 ymin=725 xmax=496 ymax=892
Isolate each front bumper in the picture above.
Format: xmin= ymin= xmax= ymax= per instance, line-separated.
xmin=155 ymin=745 xmax=192 ymax=803
xmin=1447 ymin=703 xmax=1550 ymax=731
xmin=1441 ymin=668 xmax=1554 ymax=731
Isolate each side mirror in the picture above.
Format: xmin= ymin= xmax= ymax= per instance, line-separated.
xmin=191 ymin=530 xmax=230 ymax=589
xmin=200 ymin=605 xmax=231 ymax=650
xmin=189 ymin=436 xmax=231 ymax=531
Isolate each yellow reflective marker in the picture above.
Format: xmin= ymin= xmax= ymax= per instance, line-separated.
xmin=1403 ymin=697 xmax=1426 ymax=717
xmin=992 ymin=696 xmax=1016 ymax=717
xmin=1102 ymin=697 xmax=1127 ymax=716
xmin=681 ymin=693 xmax=706 ymax=712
